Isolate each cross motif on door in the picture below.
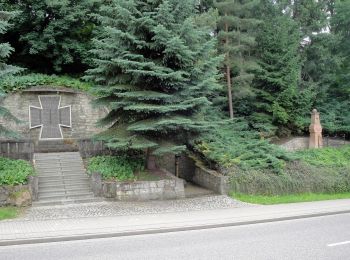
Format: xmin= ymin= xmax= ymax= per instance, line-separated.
xmin=29 ymin=95 xmax=71 ymax=140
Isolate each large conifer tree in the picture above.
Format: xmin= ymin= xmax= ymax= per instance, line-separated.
xmin=215 ymin=0 xmax=261 ymax=119
xmin=2 ymin=0 xmax=99 ymax=73
xmin=85 ymin=0 xmax=221 ymax=163
xmin=0 ymin=7 xmax=22 ymax=137
xmin=252 ymin=5 xmax=313 ymax=136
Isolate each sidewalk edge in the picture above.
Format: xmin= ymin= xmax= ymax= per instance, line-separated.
xmin=1 ymin=209 xmax=350 ymax=246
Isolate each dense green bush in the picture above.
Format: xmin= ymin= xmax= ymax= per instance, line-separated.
xmin=296 ymin=145 xmax=350 ymax=167
xmin=87 ymin=156 xmax=144 ymax=181
xmin=0 ymin=157 xmax=35 ymax=185
xmin=229 ymin=146 xmax=350 ymax=195
xmin=0 ymin=73 xmax=92 ymax=93
xmin=193 ymin=119 xmax=293 ymax=173
xmin=230 ymin=162 xmax=350 ymax=195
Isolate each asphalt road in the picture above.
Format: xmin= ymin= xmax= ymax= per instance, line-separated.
xmin=1 ymin=213 xmax=350 ymax=260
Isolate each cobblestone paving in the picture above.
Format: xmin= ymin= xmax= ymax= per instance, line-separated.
xmin=19 ymin=195 xmax=251 ymax=221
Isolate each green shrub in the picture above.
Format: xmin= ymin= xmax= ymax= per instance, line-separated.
xmin=296 ymin=145 xmax=350 ymax=167
xmin=0 ymin=157 xmax=35 ymax=186
xmin=229 ymin=161 xmax=350 ymax=196
xmin=0 ymin=73 xmax=92 ymax=93
xmin=193 ymin=119 xmax=293 ymax=173
xmin=87 ymin=155 xmax=144 ymax=181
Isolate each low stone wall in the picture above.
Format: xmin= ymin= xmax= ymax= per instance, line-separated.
xmin=279 ymin=136 xmax=350 ymax=151
xmin=78 ymin=139 xmax=112 ymax=158
xmin=90 ymin=170 xmax=185 ymax=201
xmin=157 ymin=154 xmax=228 ymax=194
xmin=28 ymin=175 xmax=39 ymax=201
xmin=0 ymin=140 xmax=34 ymax=161
xmin=193 ymin=163 xmax=230 ymax=195
xmin=0 ymin=176 xmax=38 ymax=207
xmin=156 ymin=154 xmax=196 ymax=182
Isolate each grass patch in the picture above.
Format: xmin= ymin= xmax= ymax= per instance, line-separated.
xmin=231 ymin=192 xmax=350 ymax=205
xmin=0 ymin=207 xmax=18 ymax=220
xmin=296 ymin=145 xmax=350 ymax=167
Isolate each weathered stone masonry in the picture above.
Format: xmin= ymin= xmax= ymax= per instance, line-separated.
xmin=0 ymin=87 xmax=108 ymax=141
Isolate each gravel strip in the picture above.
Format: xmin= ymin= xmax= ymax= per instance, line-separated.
xmin=18 ymin=195 xmax=251 ymax=221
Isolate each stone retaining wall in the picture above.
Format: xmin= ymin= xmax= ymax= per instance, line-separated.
xmin=155 ymin=154 xmax=196 ymax=182
xmin=90 ymin=170 xmax=185 ymax=201
xmin=0 ymin=88 xmax=108 ymax=141
xmin=0 ymin=140 xmax=34 ymax=161
xmin=279 ymin=136 xmax=350 ymax=151
xmin=157 ymin=154 xmax=228 ymax=194
xmin=193 ymin=163 xmax=230 ymax=195
xmin=78 ymin=139 xmax=112 ymax=158
xmin=0 ymin=176 xmax=38 ymax=206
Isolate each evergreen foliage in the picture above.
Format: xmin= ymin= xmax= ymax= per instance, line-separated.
xmin=310 ymin=0 xmax=350 ymax=135
xmin=86 ymin=0 xmax=222 ymax=156
xmin=215 ymin=0 xmax=261 ymax=118
xmin=193 ymin=118 xmax=292 ymax=173
xmin=0 ymin=8 xmax=22 ymax=78
xmin=251 ymin=7 xmax=314 ymax=136
xmin=1 ymin=0 xmax=100 ymax=73
xmin=0 ymin=6 xmax=22 ymax=137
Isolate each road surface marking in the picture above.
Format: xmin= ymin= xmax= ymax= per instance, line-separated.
xmin=327 ymin=240 xmax=350 ymax=247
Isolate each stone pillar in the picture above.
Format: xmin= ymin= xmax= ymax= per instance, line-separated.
xmin=309 ymin=109 xmax=323 ymax=149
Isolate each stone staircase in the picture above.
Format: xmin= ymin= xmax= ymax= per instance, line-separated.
xmin=34 ymin=140 xmax=79 ymax=153
xmin=33 ymin=152 xmax=100 ymax=206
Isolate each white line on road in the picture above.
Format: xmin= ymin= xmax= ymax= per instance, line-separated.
xmin=327 ymin=240 xmax=350 ymax=247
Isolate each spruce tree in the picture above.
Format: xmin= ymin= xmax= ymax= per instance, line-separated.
xmin=331 ymin=0 xmax=350 ymax=101
xmin=0 ymin=7 xmax=22 ymax=137
xmin=252 ymin=7 xmax=313 ymax=136
xmin=85 ymin=0 xmax=222 ymax=165
xmin=1 ymin=0 xmax=99 ymax=73
xmin=215 ymin=0 xmax=261 ymax=119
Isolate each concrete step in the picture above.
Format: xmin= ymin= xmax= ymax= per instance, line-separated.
xmin=34 ymin=160 xmax=83 ymax=165
xmin=38 ymin=177 xmax=90 ymax=184
xmin=32 ymin=197 xmax=103 ymax=207
xmin=38 ymin=179 xmax=90 ymax=186
xmin=39 ymin=185 xmax=91 ymax=193
xmin=38 ymin=192 xmax=95 ymax=201
xmin=38 ymin=172 xmax=89 ymax=178
xmin=36 ymin=168 xmax=86 ymax=173
xmin=35 ymin=162 xmax=84 ymax=166
xmin=34 ymin=156 xmax=83 ymax=160
xmin=39 ymin=188 xmax=92 ymax=197
xmin=34 ymin=155 xmax=82 ymax=160
xmin=34 ymin=152 xmax=95 ymax=206
xmin=35 ymin=152 xmax=81 ymax=156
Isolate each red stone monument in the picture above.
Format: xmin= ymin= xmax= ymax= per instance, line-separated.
xmin=309 ymin=109 xmax=323 ymax=149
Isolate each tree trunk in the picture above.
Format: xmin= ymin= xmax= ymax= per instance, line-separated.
xmin=224 ymin=16 xmax=234 ymax=119
xmin=225 ymin=62 xmax=233 ymax=119
xmin=145 ymin=148 xmax=157 ymax=170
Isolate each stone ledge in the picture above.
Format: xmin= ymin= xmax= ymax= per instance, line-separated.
xmin=192 ymin=163 xmax=229 ymax=195
xmin=0 ymin=175 xmax=38 ymax=207
xmin=90 ymin=170 xmax=185 ymax=201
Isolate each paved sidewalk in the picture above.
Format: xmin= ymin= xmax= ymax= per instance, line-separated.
xmin=21 ymin=195 xmax=249 ymax=221
xmin=1 ymin=199 xmax=350 ymax=246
